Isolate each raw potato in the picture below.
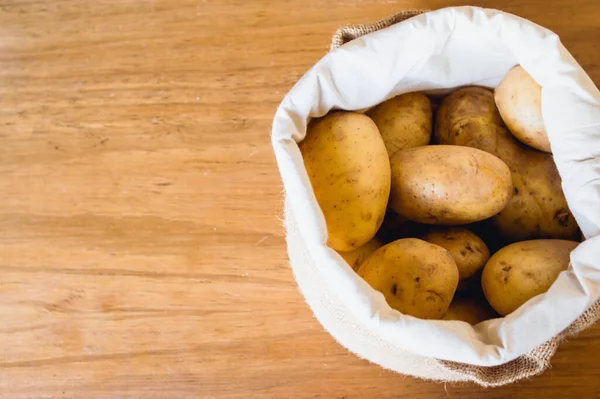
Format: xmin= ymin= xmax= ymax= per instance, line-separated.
xmin=367 ymin=92 xmax=432 ymax=157
xmin=435 ymin=87 xmax=578 ymax=241
xmin=481 ymin=239 xmax=579 ymax=316
xmin=300 ymin=112 xmax=391 ymax=252
xmin=358 ymin=238 xmax=459 ymax=319
xmin=338 ymin=238 xmax=383 ymax=271
xmin=442 ymin=296 xmax=496 ymax=325
xmin=389 ymin=145 xmax=513 ymax=225
xmin=495 ymin=66 xmax=551 ymax=152
xmin=422 ymin=227 xmax=490 ymax=281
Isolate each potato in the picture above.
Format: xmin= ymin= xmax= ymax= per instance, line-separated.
xmin=358 ymin=238 xmax=459 ymax=319
xmin=422 ymin=227 xmax=490 ymax=281
xmin=442 ymin=295 xmax=497 ymax=325
xmin=434 ymin=87 xmax=578 ymax=241
xmin=389 ymin=145 xmax=512 ymax=225
xmin=495 ymin=66 xmax=551 ymax=152
xmin=367 ymin=92 xmax=432 ymax=157
xmin=481 ymin=239 xmax=578 ymax=316
xmin=300 ymin=112 xmax=391 ymax=252
xmin=338 ymin=238 xmax=383 ymax=271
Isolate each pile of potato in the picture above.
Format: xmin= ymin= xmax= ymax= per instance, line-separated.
xmin=300 ymin=66 xmax=581 ymax=323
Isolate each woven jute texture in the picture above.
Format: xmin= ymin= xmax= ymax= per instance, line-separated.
xmin=331 ymin=10 xmax=426 ymax=50
xmin=329 ymin=10 xmax=600 ymax=386
xmin=439 ymin=299 xmax=600 ymax=386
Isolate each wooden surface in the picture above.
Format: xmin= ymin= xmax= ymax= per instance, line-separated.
xmin=0 ymin=1 xmax=599 ymax=397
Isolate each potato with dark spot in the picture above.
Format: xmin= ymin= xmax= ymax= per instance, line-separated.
xmin=358 ymin=238 xmax=459 ymax=319
xmin=434 ymin=86 xmax=578 ymax=242
xmin=422 ymin=227 xmax=490 ymax=282
xmin=442 ymin=295 xmax=497 ymax=325
xmin=338 ymin=238 xmax=383 ymax=271
xmin=300 ymin=112 xmax=391 ymax=251
xmin=367 ymin=92 xmax=432 ymax=157
xmin=481 ymin=239 xmax=579 ymax=316
xmin=389 ymin=145 xmax=513 ymax=225
xmin=495 ymin=66 xmax=551 ymax=152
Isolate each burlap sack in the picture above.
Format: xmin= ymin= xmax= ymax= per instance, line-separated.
xmin=273 ymin=7 xmax=600 ymax=386
xmin=331 ymin=10 xmax=427 ymax=50
xmin=331 ymin=11 xmax=600 ymax=386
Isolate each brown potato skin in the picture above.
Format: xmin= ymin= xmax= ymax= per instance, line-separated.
xmin=367 ymin=92 xmax=432 ymax=157
xmin=300 ymin=112 xmax=391 ymax=252
xmin=434 ymin=87 xmax=578 ymax=242
xmin=338 ymin=238 xmax=383 ymax=271
xmin=389 ymin=145 xmax=513 ymax=225
xmin=481 ymin=239 xmax=578 ymax=316
xmin=495 ymin=66 xmax=551 ymax=152
xmin=422 ymin=227 xmax=490 ymax=281
xmin=358 ymin=238 xmax=459 ymax=319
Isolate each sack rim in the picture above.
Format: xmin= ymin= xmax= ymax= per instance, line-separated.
xmin=271 ymin=6 xmax=600 ymax=369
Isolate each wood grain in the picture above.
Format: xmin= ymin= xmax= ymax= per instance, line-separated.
xmin=0 ymin=0 xmax=598 ymax=397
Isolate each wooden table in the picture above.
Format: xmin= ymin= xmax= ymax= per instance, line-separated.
xmin=0 ymin=1 xmax=598 ymax=397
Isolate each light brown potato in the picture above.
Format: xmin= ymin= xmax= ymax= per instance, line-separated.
xmin=300 ymin=112 xmax=391 ymax=252
xmin=358 ymin=238 xmax=459 ymax=319
xmin=481 ymin=239 xmax=578 ymax=316
xmin=367 ymin=92 xmax=432 ymax=157
xmin=422 ymin=227 xmax=490 ymax=281
xmin=495 ymin=66 xmax=551 ymax=152
xmin=338 ymin=238 xmax=383 ymax=271
xmin=442 ymin=295 xmax=497 ymax=324
xmin=389 ymin=145 xmax=513 ymax=225
xmin=434 ymin=87 xmax=579 ymax=241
